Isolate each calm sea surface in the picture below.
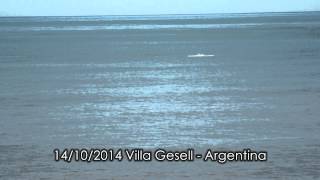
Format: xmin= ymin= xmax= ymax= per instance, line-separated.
xmin=0 ymin=12 xmax=320 ymax=179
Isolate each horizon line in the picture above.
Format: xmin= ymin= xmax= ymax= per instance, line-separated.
xmin=0 ymin=10 xmax=319 ymax=18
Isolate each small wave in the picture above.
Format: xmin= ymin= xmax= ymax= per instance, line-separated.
xmin=188 ymin=53 xmax=215 ymax=58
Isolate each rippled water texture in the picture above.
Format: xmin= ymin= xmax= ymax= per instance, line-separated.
xmin=0 ymin=12 xmax=320 ymax=179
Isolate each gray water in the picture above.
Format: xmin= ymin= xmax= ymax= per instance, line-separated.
xmin=0 ymin=12 xmax=320 ymax=179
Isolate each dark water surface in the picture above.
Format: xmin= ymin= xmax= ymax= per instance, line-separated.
xmin=0 ymin=12 xmax=320 ymax=179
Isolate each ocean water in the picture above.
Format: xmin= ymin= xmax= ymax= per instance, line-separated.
xmin=1 ymin=12 xmax=320 ymax=31
xmin=0 ymin=12 xmax=320 ymax=179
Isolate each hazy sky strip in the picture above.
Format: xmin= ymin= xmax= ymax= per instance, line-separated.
xmin=0 ymin=0 xmax=319 ymax=16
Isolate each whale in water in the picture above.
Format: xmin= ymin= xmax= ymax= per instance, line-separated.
xmin=188 ymin=53 xmax=215 ymax=58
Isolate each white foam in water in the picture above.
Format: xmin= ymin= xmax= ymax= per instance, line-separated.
xmin=188 ymin=53 xmax=215 ymax=58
